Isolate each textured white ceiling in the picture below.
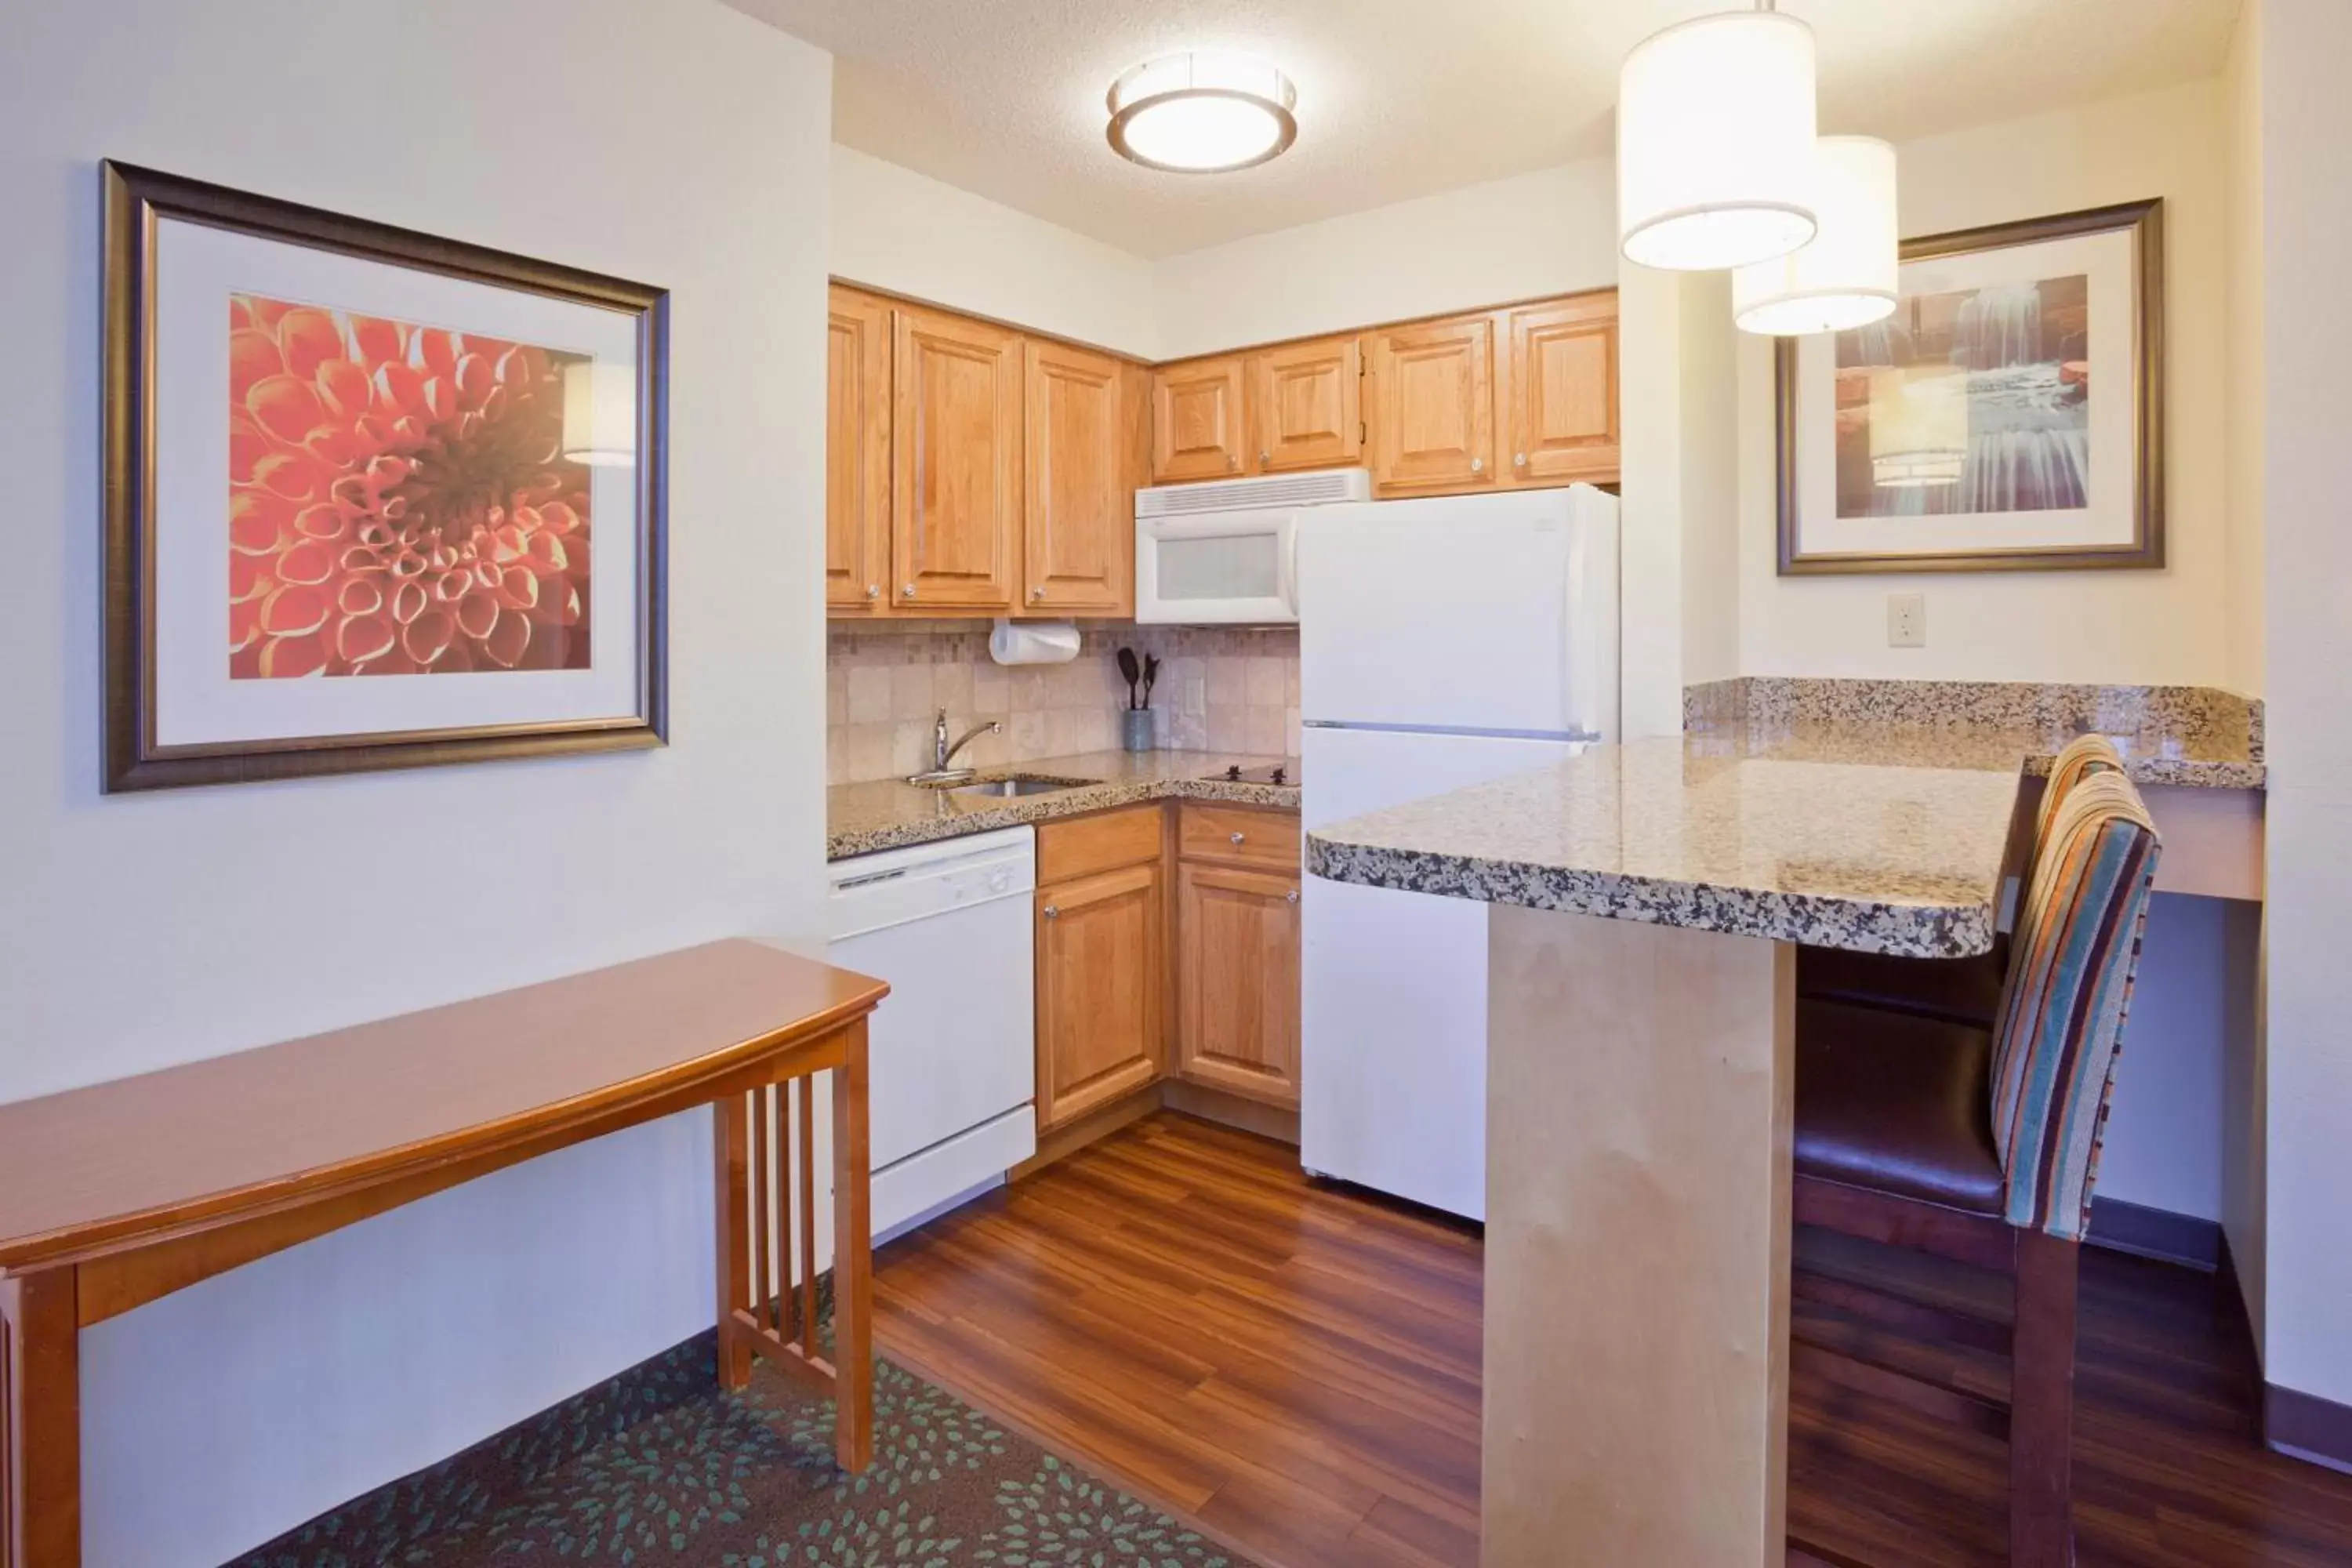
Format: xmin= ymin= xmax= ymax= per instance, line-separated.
xmin=728 ymin=0 xmax=2241 ymax=260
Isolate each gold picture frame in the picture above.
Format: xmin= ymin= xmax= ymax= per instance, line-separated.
xmin=1776 ymin=198 xmax=2164 ymax=575
xmin=103 ymin=161 xmax=670 ymax=791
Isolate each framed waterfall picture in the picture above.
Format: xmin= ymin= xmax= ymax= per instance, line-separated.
xmin=102 ymin=161 xmax=670 ymax=791
xmin=1775 ymin=198 xmax=2163 ymax=575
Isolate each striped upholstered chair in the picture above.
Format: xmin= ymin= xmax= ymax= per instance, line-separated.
xmin=1798 ymin=732 xmax=2128 ymax=1029
xmin=1791 ymin=769 xmax=2161 ymax=1566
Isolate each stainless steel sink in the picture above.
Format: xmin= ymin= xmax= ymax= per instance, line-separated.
xmin=946 ymin=775 xmax=1098 ymax=798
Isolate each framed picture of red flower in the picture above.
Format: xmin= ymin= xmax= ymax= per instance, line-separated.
xmin=101 ymin=161 xmax=668 ymax=791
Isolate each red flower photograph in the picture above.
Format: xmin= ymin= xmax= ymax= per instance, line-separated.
xmin=228 ymin=294 xmax=593 ymax=679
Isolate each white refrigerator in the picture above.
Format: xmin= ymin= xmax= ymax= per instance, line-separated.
xmin=1298 ymin=485 xmax=1620 ymax=1220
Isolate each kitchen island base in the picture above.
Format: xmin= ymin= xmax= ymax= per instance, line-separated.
xmin=1484 ymin=906 xmax=1795 ymax=1568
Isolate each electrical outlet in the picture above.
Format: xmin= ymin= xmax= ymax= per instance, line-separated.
xmin=1887 ymin=593 xmax=1926 ymax=648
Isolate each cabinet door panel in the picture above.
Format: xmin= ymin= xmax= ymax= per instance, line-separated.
xmin=1365 ymin=315 xmax=1495 ymax=496
xmin=1177 ymin=864 xmax=1301 ymax=1109
xmin=1023 ymin=339 xmax=1131 ymax=616
xmin=1249 ymin=336 xmax=1362 ymax=472
xmin=825 ymin=287 xmax=892 ymax=613
xmin=892 ymin=305 xmax=1021 ymax=610
xmin=1036 ymin=862 xmax=1163 ymax=1130
xmin=1151 ymin=356 xmax=1248 ymax=483
xmin=1501 ymin=293 xmax=1620 ymax=487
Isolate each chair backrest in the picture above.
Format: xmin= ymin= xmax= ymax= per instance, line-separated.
xmin=1990 ymin=770 xmax=2161 ymax=1240
xmin=2026 ymin=733 xmax=2126 ymax=883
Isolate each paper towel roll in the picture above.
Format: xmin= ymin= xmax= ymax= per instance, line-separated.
xmin=989 ymin=619 xmax=1081 ymax=666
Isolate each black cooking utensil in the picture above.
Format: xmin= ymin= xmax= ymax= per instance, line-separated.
xmin=1117 ymin=647 xmax=1142 ymax=710
xmin=1142 ymin=654 xmax=1160 ymax=711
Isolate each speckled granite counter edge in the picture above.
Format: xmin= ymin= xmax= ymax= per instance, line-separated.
xmin=1304 ymin=837 xmax=1997 ymax=959
xmin=1683 ymin=677 xmax=2266 ymax=789
xmin=829 ymin=775 xmax=1298 ymax=861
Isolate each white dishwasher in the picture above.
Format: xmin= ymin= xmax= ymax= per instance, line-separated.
xmin=827 ymin=824 xmax=1037 ymax=1242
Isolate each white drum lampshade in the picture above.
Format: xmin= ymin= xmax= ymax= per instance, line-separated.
xmin=561 ymin=359 xmax=637 ymax=467
xmin=1618 ymin=9 xmax=1820 ymax=271
xmin=1869 ymin=365 xmax=1968 ymax=488
xmin=1733 ymin=136 xmax=1899 ymax=336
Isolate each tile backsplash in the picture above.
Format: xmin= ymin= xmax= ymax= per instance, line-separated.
xmin=828 ymin=622 xmax=1301 ymax=785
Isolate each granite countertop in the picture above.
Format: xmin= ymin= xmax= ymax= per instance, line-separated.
xmin=1306 ymin=734 xmax=2024 ymax=959
xmin=829 ymin=750 xmax=1301 ymax=862
xmin=1684 ymin=677 xmax=2266 ymax=790
xmin=1691 ymin=715 xmax=2267 ymax=790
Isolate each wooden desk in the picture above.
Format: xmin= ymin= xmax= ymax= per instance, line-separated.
xmin=0 ymin=939 xmax=888 ymax=1568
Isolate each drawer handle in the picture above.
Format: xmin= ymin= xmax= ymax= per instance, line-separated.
xmin=1042 ymin=905 xmax=1059 ymax=920
xmin=1230 ymin=831 xmax=1247 ymax=845
xmin=1286 ymin=889 xmax=1300 ymax=904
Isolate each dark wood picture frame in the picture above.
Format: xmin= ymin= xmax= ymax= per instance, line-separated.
xmin=1776 ymin=198 xmax=2165 ymax=575
xmin=102 ymin=160 xmax=670 ymax=791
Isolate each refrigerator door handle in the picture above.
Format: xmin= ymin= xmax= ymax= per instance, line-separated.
xmin=1282 ymin=524 xmax=1301 ymax=617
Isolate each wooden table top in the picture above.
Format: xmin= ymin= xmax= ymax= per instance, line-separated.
xmin=0 ymin=939 xmax=887 ymax=1272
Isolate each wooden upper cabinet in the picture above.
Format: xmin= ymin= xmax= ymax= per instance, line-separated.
xmin=1175 ymin=862 xmax=1301 ymax=1109
xmin=1499 ymin=293 xmax=1621 ymax=487
xmin=1364 ymin=314 xmax=1496 ymax=496
xmin=825 ymin=286 xmax=893 ymax=613
xmin=1022 ymin=339 xmax=1132 ymax=617
xmin=1151 ymin=355 xmax=1249 ymax=483
xmin=1248 ymin=336 xmax=1362 ymax=473
xmin=1036 ymin=861 xmax=1164 ymax=1131
xmin=891 ymin=304 xmax=1022 ymax=611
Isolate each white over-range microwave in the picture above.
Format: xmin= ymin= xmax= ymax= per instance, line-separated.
xmin=1134 ymin=469 xmax=1373 ymax=625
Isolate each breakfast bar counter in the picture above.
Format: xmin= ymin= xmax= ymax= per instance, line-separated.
xmin=1304 ymin=723 xmax=2236 ymax=1567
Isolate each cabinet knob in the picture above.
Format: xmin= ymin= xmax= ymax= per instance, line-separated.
xmin=1259 ymin=450 xmax=1271 ymax=464
xmin=901 ymin=584 xmax=916 ymax=598
xmin=1042 ymin=905 xmax=1060 ymax=920
xmin=1230 ymin=831 xmax=1247 ymax=845
xmin=865 ymin=583 xmax=880 ymax=599
xmin=1515 ymin=452 xmax=1528 ymax=467
xmin=1229 ymin=453 xmax=1240 ymax=470
xmin=1031 ymin=586 xmax=1044 ymax=601
xmin=1287 ymin=889 xmax=1301 ymax=904
xmin=1470 ymin=457 xmax=1486 ymax=474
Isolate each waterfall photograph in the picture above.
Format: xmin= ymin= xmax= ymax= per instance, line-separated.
xmin=1775 ymin=198 xmax=2161 ymax=575
xmin=1831 ymin=274 xmax=2092 ymax=519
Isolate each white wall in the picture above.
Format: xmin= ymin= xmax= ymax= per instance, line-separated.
xmin=1152 ymin=156 xmax=1618 ymax=360
xmin=2221 ymin=0 xmax=2270 ymax=1358
xmin=1678 ymin=274 xmax=1743 ymax=691
xmin=0 ymin=3 xmax=834 ymax=1564
xmin=2255 ymin=0 xmax=2352 ymax=1417
xmin=1734 ymin=80 xmax=2238 ymax=685
xmin=831 ymin=144 xmax=1158 ymax=358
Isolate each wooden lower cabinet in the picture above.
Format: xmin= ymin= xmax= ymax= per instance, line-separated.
xmin=1174 ymin=862 xmax=1302 ymax=1109
xmin=1035 ymin=858 xmax=1163 ymax=1132
xmin=1031 ymin=803 xmax=1303 ymax=1138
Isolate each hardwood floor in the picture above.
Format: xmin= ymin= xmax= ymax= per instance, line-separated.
xmin=872 ymin=1112 xmax=2352 ymax=1567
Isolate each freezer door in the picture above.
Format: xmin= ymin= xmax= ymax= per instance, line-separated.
xmin=1299 ymin=726 xmax=1581 ymax=1220
xmin=1298 ymin=488 xmax=1617 ymax=739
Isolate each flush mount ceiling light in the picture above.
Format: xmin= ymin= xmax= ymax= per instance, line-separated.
xmin=1617 ymin=3 xmax=1819 ymax=271
xmin=1733 ymin=136 xmax=1899 ymax=336
xmin=1107 ymin=52 xmax=1298 ymax=173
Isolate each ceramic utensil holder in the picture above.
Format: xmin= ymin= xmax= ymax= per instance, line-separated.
xmin=1122 ymin=710 xmax=1156 ymax=752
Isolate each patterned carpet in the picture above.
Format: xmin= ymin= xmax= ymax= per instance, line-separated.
xmin=229 ymin=1333 xmax=1257 ymax=1567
